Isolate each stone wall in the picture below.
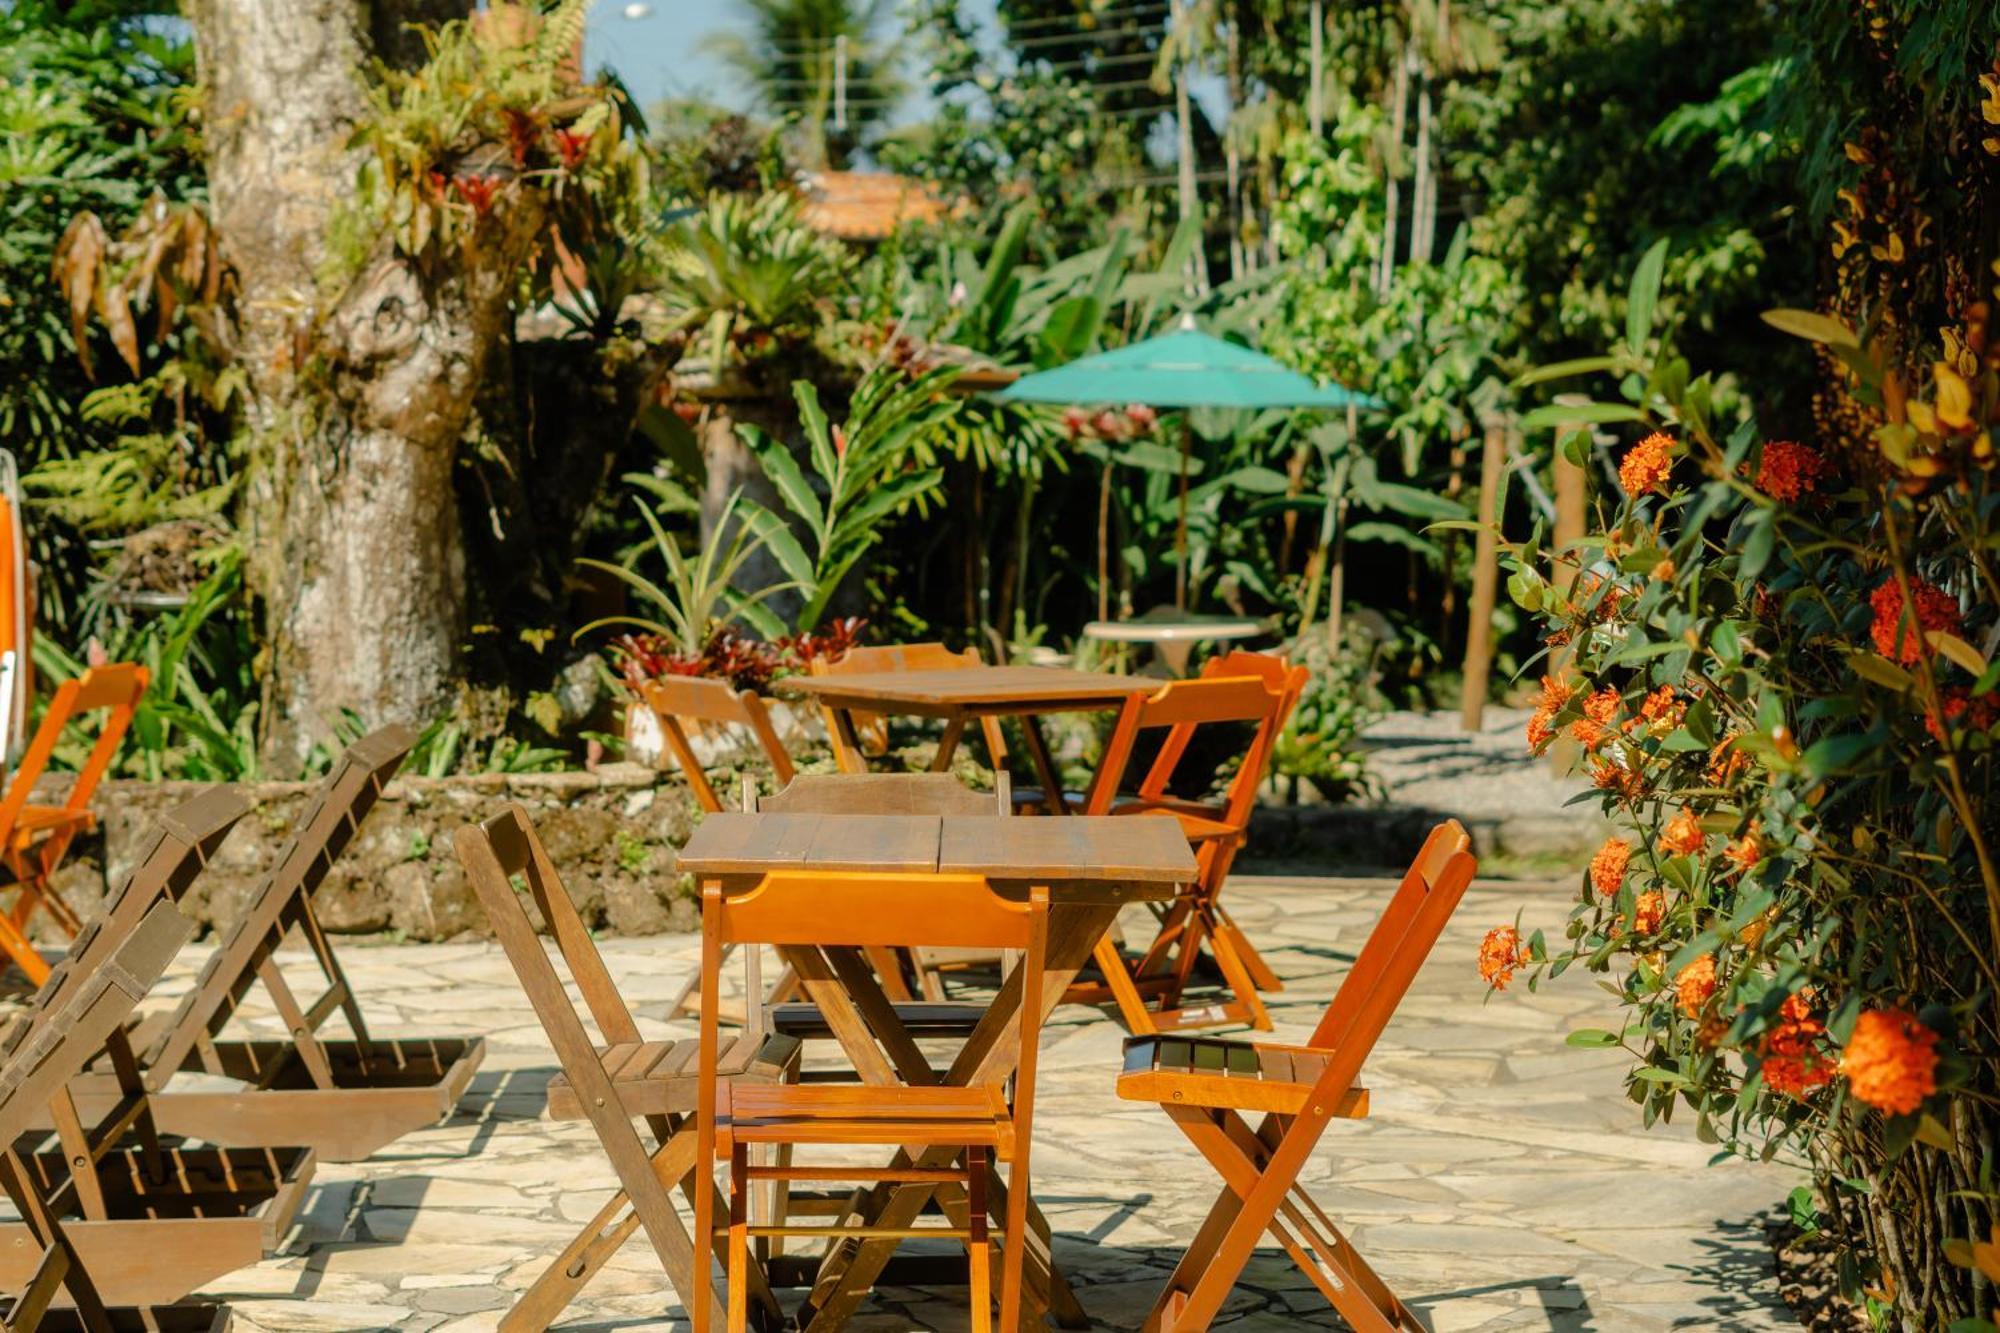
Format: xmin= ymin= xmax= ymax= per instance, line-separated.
xmin=48 ymin=762 xmax=712 ymax=942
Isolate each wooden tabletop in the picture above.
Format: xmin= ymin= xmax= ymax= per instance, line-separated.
xmin=678 ymin=813 xmax=1194 ymax=891
xmin=778 ymin=665 xmax=1158 ymax=713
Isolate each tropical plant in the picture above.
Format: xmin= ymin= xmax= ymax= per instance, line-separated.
xmin=1273 ymin=630 xmax=1379 ymax=804
xmin=1484 ymin=245 xmax=2000 ymax=1325
xmin=577 ymin=490 xmax=797 ymax=654
xmin=741 ymin=363 xmax=958 ymax=631
xmin=659 ymin=191 xmax=852 ymax=374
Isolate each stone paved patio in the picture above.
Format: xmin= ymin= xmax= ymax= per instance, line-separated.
xmin=103 ymin=877 xmax=1802 ymax=1332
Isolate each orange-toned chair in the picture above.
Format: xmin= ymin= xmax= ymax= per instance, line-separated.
xmin=693 ymin=870 xmax=1048 ymax=1333
xmin=0 ymin=663 xmax=148 ymax=984
xmin=811 ymin=642 xmax=1009 ymax=775
xmin=1117 ymin=821 xmax=1477 ymax=1331
xmin=1055 ymin=653 xmax=1304 ymax=1034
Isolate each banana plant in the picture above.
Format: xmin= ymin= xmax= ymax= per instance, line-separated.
xmin=739 ymin=364 xmax=957 ymax=632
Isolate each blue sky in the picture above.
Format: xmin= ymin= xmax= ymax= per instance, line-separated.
xmin=583 ymin=0 xmax=1001 ymax=119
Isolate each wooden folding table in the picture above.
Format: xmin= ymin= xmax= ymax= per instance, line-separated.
xmin=778 ymin=665 xmax=1157 ymax=804
xmin=679 ymin=812 xmax=1194 ymax=1332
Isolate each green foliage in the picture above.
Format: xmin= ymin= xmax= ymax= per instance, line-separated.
xmin=576 ymin=491 xmax=797 ymax=653
xmin=741 ymin=363 xmax=957 ymax=631
xmin=1499 ymin=247 xmax=2000 ymax=1322
xmin=1273 ymin=631 xmax=1379 ymax=804
xmin=701 ymin=0 xmax=900 ymax=169
xmin=660 ymin=191 xmax=853 ymax=374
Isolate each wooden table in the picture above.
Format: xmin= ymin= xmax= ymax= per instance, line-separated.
xmin=680 ymin=813 xmax=1196 ymax=1332
xmin=779 ymin=665 xmax=1159 ymax=803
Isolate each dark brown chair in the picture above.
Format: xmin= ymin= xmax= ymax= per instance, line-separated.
xmin=0 ymin=855 xmax=314 ymax=1309
xmin=58 ymin=729 xmax=485 ymax=1162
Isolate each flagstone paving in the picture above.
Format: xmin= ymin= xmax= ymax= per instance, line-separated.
xmin=79 ymin=877 xmax=1802 ymax=1331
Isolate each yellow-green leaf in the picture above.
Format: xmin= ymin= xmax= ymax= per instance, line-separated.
xmin=1847 ymin=650 xmax=1915 ymax=692
xmin=1760 ymin=308 xmax=1859 ymax=348
xmin=1927 ymin=632 xmax=1988 ymax=678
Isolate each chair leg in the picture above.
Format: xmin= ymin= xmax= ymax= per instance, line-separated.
xmin=967 ymin=1146 xmax=992 ymax=1333
xmin=1201 ymin=909 xmax=1272 ymax=1032
xmin=727 ymin=1143 xmax=749 ymax=1333
xmin=1092 ymin=932 xmax=1160 ymax=1036
xmin=998 ymin=1145 xmax=1028 ymax=1333
xmin=1213 ymin=903 xmax=1283 ymax=993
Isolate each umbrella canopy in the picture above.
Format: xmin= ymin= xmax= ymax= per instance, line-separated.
xmin=997 ymin=325 xmax=1381 ymax=411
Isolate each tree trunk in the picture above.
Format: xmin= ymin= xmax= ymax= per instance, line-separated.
xmin=188 ymin=0 xmax=548 ymax=771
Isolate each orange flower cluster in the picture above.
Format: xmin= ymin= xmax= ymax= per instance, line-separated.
xmin=1632 ymin=891 xmax=1664 ymax=935
xmin=1753 ymin=441 xmax=1827 ymax=502
xmin=1629 ymin=685 xmax=1685 ymax=737
xmin=1589 ymin=837 xmax=1632 ymax=898
xmin=1526 ymin=675 xmax=1572 ymax=752
xmin=1723 ymin=826 xmax=1763 ymax=871
xmin=1926 ymin=686 xmax=2000 ymax=741
xmin=1478 ymin=926 xmax=1523 ymax=990
xmin=1707 ymin=733 xmax=1749 ymax=786
xmin=1869 ymin=576 xmax=1962 ymax=665
xmin=1675 ymin=955 xmax=1718 ymax=1018
xmin=1659 ymin=809 xmax=1706 ymax=857
xmin=1619 ymin=432 xmax=1675 ymax=496
xmin=1591 ymin=757 xmax=1645 ymax=803
xmin=1840 ymin=1008 xmax=1939 ymax=1117
xmin=1760 ymin=993 xmax=1834 ymax=1100
xmin=1570 ymin=687 xmax=1621 ymax=747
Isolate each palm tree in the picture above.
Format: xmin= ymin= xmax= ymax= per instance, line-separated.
xmin=703 ymin=0 xmax=901 ymax=168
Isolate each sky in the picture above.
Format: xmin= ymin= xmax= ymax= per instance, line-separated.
xmin=582 ymin=0 xmax=1004 ymax=120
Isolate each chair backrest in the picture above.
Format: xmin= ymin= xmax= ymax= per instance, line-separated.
xmin=811 ymin=642 xmax=1009 ymax=765
xmin=1304 ymin=820 xmax=1476 ymax=1091
xmin=757 ymin=772 xmax=1002 ymax=817
xmin=0 ymin=662 xmax=148 ymax=838
xmin=5 ymin=785 xmax=247 ymax=1058
xmin=0 ymin=896 xmax=191 ymax=1147
xmin=1080 ymin=673 xmax=1286 ymax=825
xmin=455 ymin=804 xmax=644 ymax=1051
xmin=641 ymin=676 xmax=795 ymax=814
xmin=141 ymin=725 xmax=413 ymax=1075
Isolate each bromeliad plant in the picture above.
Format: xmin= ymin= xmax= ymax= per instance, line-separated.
xmin=1482 ymin=249 xmax=2000 ymax=1325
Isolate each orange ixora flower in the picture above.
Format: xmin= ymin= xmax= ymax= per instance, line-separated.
xmin=1526 ymin=675 xmax=1573 ymax=752
xmin=1675 ymin=955 xmax=1718 ymax=1018
xmin=1591 ymin=757 xmax=1645 ymax=803
xmin=1632 ymin=891 xmax=1664 ymax=935
xmin=1478 ymin=926 xmax=1524 ymax=990
xmin=1869 ymin=576 xmax=1962 ymax=665
xmin=1926 ymin=686 xmax=2000 ymax=742
xmin=1840 ymin=1008 xmax=1939 ymax=1117
xmin=1589 ymin=837 xmax=1632 ymax=898
xmin=1659 ymin=809 xmax=1706 ymax=858
xmin=1569 ymin=686 xmax=1621 ymax=747
xmin=1627 ymin=685 xmax=1685 ymax=738
xmin=1707 ymin=732 xmax=1750 ymax=786
xmin=1619 ymin=431 xmax=1675 ymax=496
xmin=1760 ymin=992 xmax=1834 ymax=1100
xmin=1723 ymin=823 xmax=1763 ymax=871
xmin=1753 ymin=440 xmax=1827 ymax=502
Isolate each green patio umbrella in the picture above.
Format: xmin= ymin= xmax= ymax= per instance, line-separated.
xmin=998 ymin=318 xmax=1380 ymax=609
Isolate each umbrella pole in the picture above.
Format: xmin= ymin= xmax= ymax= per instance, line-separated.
xmin=1098 ymin=458 xmax=1112 ymax=623
xmin=1175 ymin=419 xmax=1192 ymax=610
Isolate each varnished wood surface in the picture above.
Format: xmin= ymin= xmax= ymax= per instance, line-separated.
xmin=779 ymin=665 xmax=1157 ymax=715
xmin=679 ymin=813 xmax=1194 ymax=889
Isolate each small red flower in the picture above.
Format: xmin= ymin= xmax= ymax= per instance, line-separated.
xmin=553 ymin=126 xmax=593 ymax=169
xmin=453 ymin=173 xmax=502 ymax=216
xmin=1753 ymin=440 xmax=1827 ymax=502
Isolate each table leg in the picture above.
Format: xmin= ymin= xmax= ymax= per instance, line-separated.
xmin=799 ymin=903 xmax=1118 ymax=1330
xmin=929 ymin=715 xmax=969 ymax=772
xmin=829 ymin=708 xmax=871 ymax=775
xmin=1014 ymin=713 xmax=1069 ymax=816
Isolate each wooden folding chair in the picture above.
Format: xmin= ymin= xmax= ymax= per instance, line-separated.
xmin=643 ymin=678 xmax=812 ymax=1020
xmin=811 ymin=643 xmax=1010 ymax=775
xmin=0 ymin=880 xmax=316 ymax=1309
xmin=693 ymin=870 xmax=1049 ymax=1333
xmin=57 ymin=728 xmax=485 ymax=1162
xmin=0 ymin=664 xmax=148 ymax=985
xmin=455 ymin=804 xmax=800 ymax=1333
xmin=1116 ymin=821 xmax=1477 ymax=1331
xmin=0 ymin=895 xmax=230 ymax=1332
xmin=1053 ymin=660 xmax=1301 ymax=1034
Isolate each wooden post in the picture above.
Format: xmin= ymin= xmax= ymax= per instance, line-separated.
xmin=1551 ymin=396 xmax=1590 ymax=594
xmin=1459 ymin=416 xmax=1508 ymax=732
